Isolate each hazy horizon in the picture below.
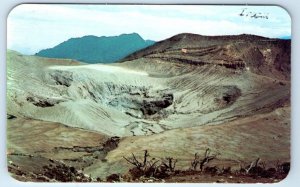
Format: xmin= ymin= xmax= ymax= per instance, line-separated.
xmin=7 ymin=4 xmax=291 ymax=55
xmin=7 ymin=32 xmax=291 ymax=56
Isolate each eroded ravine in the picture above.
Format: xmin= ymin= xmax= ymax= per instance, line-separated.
xmin=7 ymin=50 xmax=290 ymax=137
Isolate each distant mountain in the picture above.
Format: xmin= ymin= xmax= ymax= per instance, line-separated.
xmin=35 ymin=33 xmax=155 ymax=63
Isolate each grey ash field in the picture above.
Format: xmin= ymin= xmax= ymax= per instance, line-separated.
xmin=6 ymin=33 xmax=291 ymax=183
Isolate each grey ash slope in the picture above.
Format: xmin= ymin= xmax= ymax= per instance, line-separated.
xmin=7 ymin=33 xmax=290 ymax=136
xmin=35 ymin=33 xmax=155 ymax=64
xmin=7 ymin=33 xmax=291 ymax=181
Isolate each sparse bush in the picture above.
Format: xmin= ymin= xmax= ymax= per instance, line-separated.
xmin=123 ymin=150 xmax=177 ymax=180
xmin=121 ymin=149 xmax=289 ymax=182
xmin=239 ymin=158 xmax=290 ymax=179
xmin=190 ymin=148 xmax=219 ymax=171
xmin=161 ymin=157 xmax=177 ymax=172
xmin=241 ymin=158 xmax=262 ymax=174
xmin=123 ymin=150 xmax=158 ymax=179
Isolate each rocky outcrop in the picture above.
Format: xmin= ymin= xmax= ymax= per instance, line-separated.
xmin=48 ymin=70 xmax=73 ymax=87
xmin=6 ymin=34 xmax=290 ymax=137
xmin=26 ymin=96 xmax=63 ymax=107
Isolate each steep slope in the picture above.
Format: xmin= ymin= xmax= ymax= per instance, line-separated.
xmin=123 ymin=33 xmax=290 ymax=80
xmin=7 ymin=43 xmax=290 ymax=136
xmin=7 ymin=33 xmax=290 ymax=181
xmin=36 ymin=33 xmax=155 ymax=63
xmin=7 ymin=50 xmax=171 ymax=136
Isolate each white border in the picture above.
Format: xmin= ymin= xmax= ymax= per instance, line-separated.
xmin=1 ymin=0 xmax=299 ymax=187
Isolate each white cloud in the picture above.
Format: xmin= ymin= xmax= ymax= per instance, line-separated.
xmin=7 ymin=4 xmax=291 ymax=55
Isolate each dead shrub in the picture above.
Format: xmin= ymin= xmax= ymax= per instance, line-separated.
xmin=123 ymin=150 xmax=177 ymax=180
xmin=190 ymin=148 xmax=219 ymax=171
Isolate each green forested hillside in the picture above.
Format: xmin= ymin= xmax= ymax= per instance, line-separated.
xmin=35 ymin=33 xmax=155 ymax=63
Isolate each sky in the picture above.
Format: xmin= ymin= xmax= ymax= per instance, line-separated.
xmin=7 ymin=4 xmax=291 ymax=55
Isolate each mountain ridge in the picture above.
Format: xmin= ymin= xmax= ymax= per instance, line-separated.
xmin=122 ymin=33 xmax=290 ymax=81
xmin=35 ymin=33 xmax=155 ymax=64
xmin=122 ymin=33 xmax=290 ymax=60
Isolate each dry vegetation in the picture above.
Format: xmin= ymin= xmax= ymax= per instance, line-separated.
xmin=6 ymin=34 xmax=290 ymax=183
xmin=107 ymin=149 xmax=290 ymax=183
